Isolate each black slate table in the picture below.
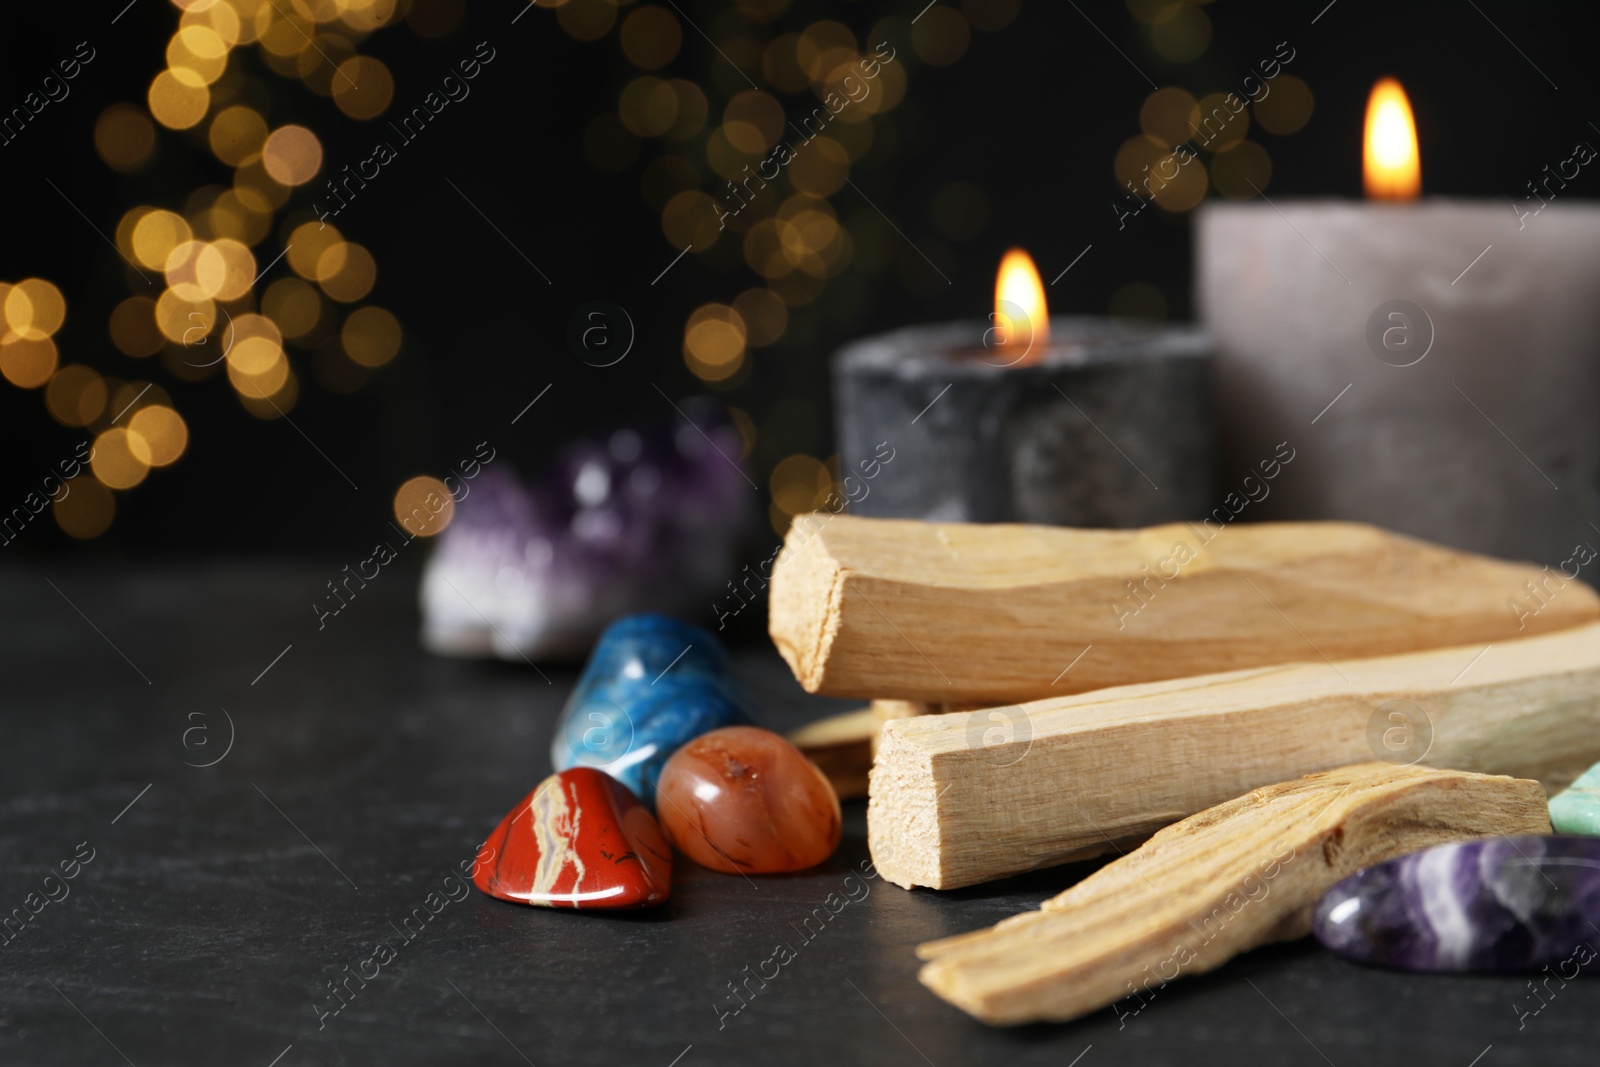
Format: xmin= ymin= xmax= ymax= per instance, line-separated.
xmin=1 ymin=562 xmax=1590 ymax=1066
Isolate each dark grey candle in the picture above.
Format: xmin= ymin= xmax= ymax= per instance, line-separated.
xmin=833 ymin=316 xmax=1215 ymax=526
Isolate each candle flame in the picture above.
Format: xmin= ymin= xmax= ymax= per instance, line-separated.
xmin=1363 ymin=77 xmax=1420 ymax=201
xmin=991 ymin=248 xmax=1049 ymax=366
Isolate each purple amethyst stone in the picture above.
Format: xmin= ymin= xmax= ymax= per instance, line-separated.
xmin=1313 ymin=835 xmax=1600 ymax=972
xmin=420 ymin=400 xmax=750 ymax=661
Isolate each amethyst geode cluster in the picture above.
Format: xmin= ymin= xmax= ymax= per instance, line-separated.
xmin=420 ymin=401 xmax=750 ymax=661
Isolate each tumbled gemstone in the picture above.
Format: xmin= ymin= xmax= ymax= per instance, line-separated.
xmin=550 ymin=614 xmax=749 ymax=806
xmin=1549 ymin=762 xmax=1600 ymax=835
xmin=1313 ymin=835 xmax=1600 ymax=971
xmin=655 ymin=725 xmax=841 ymax=874
xmin=473 ymin=768 xmax=671 ymax=909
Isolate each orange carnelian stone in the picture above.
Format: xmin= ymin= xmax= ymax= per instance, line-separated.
xmin=655 ymin=725 xmax=841 ymax=873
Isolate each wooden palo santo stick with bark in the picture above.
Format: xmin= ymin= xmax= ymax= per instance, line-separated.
xmin=768 ymin=514 xmax=1598 ymax=704
xmin=869 ymin=620 xmax=1600 ymax=890
xmin=914 ymin=761 xmax=1550 ymax=1026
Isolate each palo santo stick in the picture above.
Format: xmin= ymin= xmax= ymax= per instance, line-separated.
xmin=869 ymin=621 xmax=1600 ymax=890
xmin=769 ymin=514 xmax=1597 ymax=704
xmin=869 ymin=700 xmax=980 ymax=756
xmin=787 ymin=707 xmax=876 ymax=800
xmin=915 ymin=762 xmax=1550 ymax=1026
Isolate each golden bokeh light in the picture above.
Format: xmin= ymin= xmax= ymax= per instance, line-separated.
xmin=733 ymin=287 xmax=788 ymax=347
xmin=775 ymin=199 xmax=846 ymax=277
xmin=234 ymin=157 xmax=293 ymax=212
xmin=963 ymin=0 xmax=1020 ymax=31
xmin=393 ymin=475 xmax=456 ymax=537
xmin=198 ymin=238 xmax=257 ymax=301
xmin=621 ymin=6 xmax=682 ymax=68
xmin=683 ymin=303 xmax=747 ymax=382
xmin=287 ymin=221 xmax=343 ymax=279
xmin=743 ymin=219 xmax=786 ymax=279
xmin=662 ymin=190 xmax=724 ymax=251
xmin=787 ymin=135 xmax=849 ymax=196
xmin=163 ymin=240 xmax=211 ymax=301
xmin=228 ymin=342 xmax=290 ymax=398
xmin=769 ymin=453 xmax=832 ymax=516
xmin=133 ymin=211 xmax=195 ymax=271
xmin=54 ymin=478 xmax=115 ymax=541
xmin=316 ymin=242 xmax=376 ymax=302
xmin=95 ymin=104 xmax=159 ymax=173
xmin=128 ymin=405 xmax=190 ymax=467
xmin=154 ymin=287 xmax=216 ymax=344
xmin=203 ymin=189 xmax=273 ymax=246
xmin=1140 ymin=87 xmax=1200 ymax=149
xmin=109 ymin=296 xmax=165 ymax=358
xmin=667 ymin=80 xmax=709 ymax=140
xmin=332 ymin=56 xmax=395 ymax=119
xmin=227 ymin=312 xmax=285 ymax=369
xmin=296 ymin=34 xmax=358 ymax=96
xmin=344 ymin=0 xmax=401 ymax=35
xmin=557 ymin=0 xmax=618 ymax=41
xmin=209 ymin=105 xmax=269 ymax=166
xmin=237 ymin=366 xmax=298 ymax=417
xmin=258 ymin=6 xmax=316 ymax=58
xmin=341 ymin=306 xmax=401 ymax=367
xmin=1153 ymin=154 xmax=1208 ymax=211
xmin=619 ymin=77 xmax=680 ymax=138
xmin=796 ymin=21 xmax=856 ymax=81
xmin=1150 ymin=2 xmax=1212 ymax=63
xmin=0 ymin=334 xmax=58 ymax=389
xmin=46 ymin=365 xmax=108 ymax=427
xmin=5 ymin=279 xmax=67 ymax=340
xmin=109 ymin=380 xmax=170 ymax=423
xmin=91 ymin=428 xmax=151 ymax=490
xmin=262 ymin=277 xmax=325 ymax=339
xmin=1194 ymin=93 xmax=1249 ymax=152
xmin=148 ymin=69 xmax=211 ymax=130
xmin=183 ymin=0 xmax=243 ymax=45
xmin=261 ymin=125 xmax=323 ymax=186
xmin=1253 ymin=75 xmax=1314 ymax=136
xmin=1115 ymin=135 xmax=1207 ymax=212
xmin=168 ymin=24 xmax=231 ymax=85
xmin=911 ymin=7 xmax=969 ymax=66
xmin=723 ymin=90 xmax=784 ymax=154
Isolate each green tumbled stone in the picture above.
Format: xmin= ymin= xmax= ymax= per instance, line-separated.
xmin=1548 ymin=763 xmax=1600 ymax=835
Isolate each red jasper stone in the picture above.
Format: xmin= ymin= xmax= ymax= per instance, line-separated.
xmin=655 ymin=725 xmax=842 ymax=874
xmin=473 ymin=767 xmax=672 ymax=909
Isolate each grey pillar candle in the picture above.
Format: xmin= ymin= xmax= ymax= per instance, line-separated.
xmin=1197 ymin=200 xmax=1600 ymax=568
xmin=832 ymin=316 xmax=1215 ymax=526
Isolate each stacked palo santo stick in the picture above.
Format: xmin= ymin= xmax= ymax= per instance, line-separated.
xmin=770 ymin=514 xmax=1600 ymax=1024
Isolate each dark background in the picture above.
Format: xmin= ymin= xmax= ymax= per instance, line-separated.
xmin=4 ymin=5 xmax=1600 ymax=1065
xmin=1 ymin=0 xmax=1595 ymax=553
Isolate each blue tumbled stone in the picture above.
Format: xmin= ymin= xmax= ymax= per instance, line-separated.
xmin=549 ymin=614 xmax=749 ymax=805
xmin=1313 ymin=835 xmax=1600 ymax=972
